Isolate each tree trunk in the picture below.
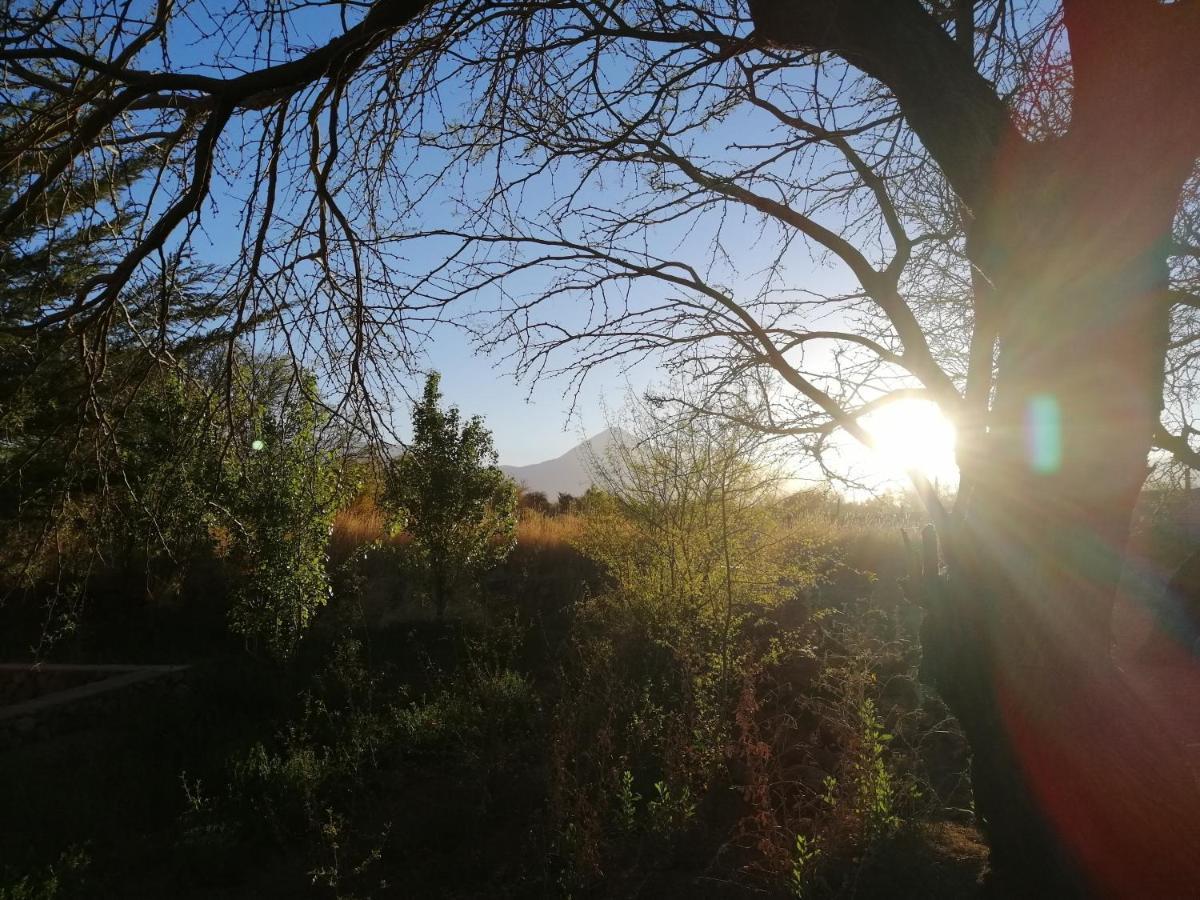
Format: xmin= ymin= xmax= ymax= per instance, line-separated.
xmin=745 ymin=5 xmax=1200 ymax=892
xmin=923 ymin=136 xmax=1200 ymax=897
xmin=431 ymin=561 xmax=449 ymax=620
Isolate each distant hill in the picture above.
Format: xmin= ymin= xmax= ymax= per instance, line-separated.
xmin=501 ymin=428 xmax=621 ymax=497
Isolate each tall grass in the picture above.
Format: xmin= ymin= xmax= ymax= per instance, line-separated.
xmin=515 ymin=510 xmax=583 ymax=550
xmin=502 ymin=510 xmax=596 ymax=612
xmin=331 ymin=489 xmax=916 ymax=596
xmin=331 ymin=496 xmax=585 ymax=565
xmin=328 ymin=494 xmax=410 ymax=565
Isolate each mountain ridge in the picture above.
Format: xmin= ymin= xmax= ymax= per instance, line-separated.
xmin=500 ymin=428 xmax=620 ymax=496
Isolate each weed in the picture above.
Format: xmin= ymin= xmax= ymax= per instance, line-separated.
xmin=646 ymin=780 xmax=696 ymax=836
xmin=850 ymin=699 xmax=901 ymax=840
xmin=0 ymin=847 xmax=90 ymax=900
xmin=616 ymin=770 xmax=641 ymax=833
xmin=790 ymin=834 xmax=822 ymax=899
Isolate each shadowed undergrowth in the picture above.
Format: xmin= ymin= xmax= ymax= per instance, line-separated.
xmin=0 ymin=486 xmax=985 ymax=899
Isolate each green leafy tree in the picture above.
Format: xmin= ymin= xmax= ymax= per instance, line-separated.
xmin=0 ymin=86 xmax=157 ymax=516
xmin=578 ymin=395 xmax=817 ymax=687
xmin=109 ymin=357 xmax=346 ymax=657
xmin=2 ymin=338 xmax=345 ymax=656
xmin=224 ymin=370 xmax=346 ymax=657
xmin=549 ymin=398 xmax=825 ymax=878
xmin=0 ymin=96 xmax=340 ymax=648
xmin=95 ymin=368 xmax=223 ymax=598
xmin=0 ymin=87 xmax=231 ymax=609
xmin=384 ymin=372 xmax=517 ymax=618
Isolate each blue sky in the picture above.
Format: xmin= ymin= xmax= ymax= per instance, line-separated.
xmin=150 ymin=1 xmax=877 ymax=467
xmin=421 ymin=324 xmax=654 ymax=465
xmin=147 ymin=0 xmax=668 ymax=465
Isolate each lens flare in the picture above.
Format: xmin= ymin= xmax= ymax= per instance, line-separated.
xmin=1026 ymin=393 xmax=1062 ymax=474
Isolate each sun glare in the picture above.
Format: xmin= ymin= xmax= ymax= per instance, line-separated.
xmin=859 ymin=398 xmax=958 ymax=487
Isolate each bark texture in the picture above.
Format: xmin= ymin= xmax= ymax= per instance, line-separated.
xmin=751 ymin=1 xmax=1200 ymax=895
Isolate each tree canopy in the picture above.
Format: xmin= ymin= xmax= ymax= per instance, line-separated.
xmin=1 ymin=2 xmax=1197 ymax=478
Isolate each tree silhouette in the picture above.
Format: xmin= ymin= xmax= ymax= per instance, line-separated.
xmin=519 ymin=489 xmax=552 ymax=515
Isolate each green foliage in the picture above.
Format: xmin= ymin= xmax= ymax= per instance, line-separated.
xmin=578 ymin=407 xmax=819 ymax=637
xmin=383 ymin=372 xmax=517 ymax=616
xmin=615 ymin=770 xmax=640 ymax=833
xmin=0 ymin=344 xmax=345 ymax=655
xmin=0 ymin=847 xmax=89 ymax=900
xmin=180 ymin=633 xmax=539 ymax=898
xmin=0 ymin=88 xmax=154 ymax=330
xmin=540 ymin=404 xmax=950 ymax=893
xmin=194 ymin=638 xmax=394 ymax=848
xmin=790 ymin=834 xmax=822 ymax=899
xmin=2 ymin=477 xmax=976 ymax=897
xmin=749 ymin=606 xmax=933 ymax=893
xmin=224 ymin=374 xmax=347 ymax=657
xmin=308 ymin=808 xmax=389 ymax=897
xmin=0 ymin=84 xmax=211 ymax=530
xmin=545 ymin=404 xmax=829 ymax=885
xmin=0 ymin=360 xmax=228 ymax=643
xmin=395 ymin=665 xmax=537 ymax=761
xmin=849 ymin=699 xmax=901 ymax=840
xmin=90 ymin=368 xmax=223 ymax=597
xmin=0 ymin=91 xmax=341 ymax=654
xmin=0 ymin=105 xmax=190 ymax=602
xmin=645 ymin=780 xmax=695 ymax=836
xmin=0 ymin=264 xmax=226 ymax=576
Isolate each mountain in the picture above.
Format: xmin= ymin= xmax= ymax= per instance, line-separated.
xmin=501 ymin=428 xmax=621 ymax=497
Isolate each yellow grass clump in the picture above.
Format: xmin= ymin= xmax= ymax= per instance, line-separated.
xmin=516 ymin=510 xmax=584 ymax=552
xmin=329 ymin=494 xmax=405 ymax=563
xmin=330 ymin=497 xmax=584 ymax=566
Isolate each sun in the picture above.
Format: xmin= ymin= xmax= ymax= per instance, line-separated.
xmin=858 ymin=398 xmax=958 ymax=487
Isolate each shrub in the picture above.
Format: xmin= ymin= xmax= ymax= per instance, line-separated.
xmin=725 ymin=596 xmax=942 ymax=893
xmin=223 ymin=384 xmax=346 ymax=657
xmin=190 ymin=633 xmax=539 ymax=881
xmin=544 ymin=408 xmax=831 ymax=887
xmin=0 ymin=847 xmax=90 ymax=900
xmin=0 ymin=352 xmax=347 ymax=657
xmin=383 ymin=372 xmax=518 ymax=618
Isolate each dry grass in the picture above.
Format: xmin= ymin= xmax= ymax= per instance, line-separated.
xmin=516 ymin=510 xmax=584 ymax=550
xmin=329 ymin=494 xmax=410 ymax=565
xmin=330 ymin=498 xmax=585 ymax=567
xmin=782 ymin=495 xmax=918 ymax=583
xmin=500 ymin=511 xmax=596 ymax=613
